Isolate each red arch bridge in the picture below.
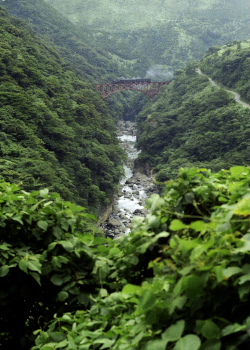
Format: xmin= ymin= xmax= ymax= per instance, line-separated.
xmin=94 ymin=79 xmax=171 ymax=98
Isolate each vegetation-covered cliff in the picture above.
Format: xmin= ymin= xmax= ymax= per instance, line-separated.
xmin=0 ymin=5 xmax=125 ymax=212
xmin=200 ymin=41 xmax=250 ymax=101
xmin=1 ymin=0 xmax=122 ymax=81
xmin=135 ymin=41 xmax=250 ymax=181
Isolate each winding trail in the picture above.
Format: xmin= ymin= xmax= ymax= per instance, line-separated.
xmin=196 ymin=68 xmax=250 ymax=109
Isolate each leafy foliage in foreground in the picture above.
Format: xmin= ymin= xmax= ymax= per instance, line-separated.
xmin=0 ymin=181 xmax=111 ymax=348
xmin=30 ymin=166 xmax=250 ymax=350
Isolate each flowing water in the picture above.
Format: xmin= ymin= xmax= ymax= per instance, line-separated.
xmin=102 ymin=120 xmax=156 ymax=238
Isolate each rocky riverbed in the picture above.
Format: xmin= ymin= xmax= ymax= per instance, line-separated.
xmin=102 ymin=120 xmax=157 ymax=238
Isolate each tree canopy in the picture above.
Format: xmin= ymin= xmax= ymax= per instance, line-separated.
xmin=135 ymin=44 xmax=250 ymax=181
xmin=0 ymin=5 xmax=125 ymax=213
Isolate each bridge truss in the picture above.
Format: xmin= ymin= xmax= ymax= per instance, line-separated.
xmin=94 ymin=81 xmax=171 ymax=98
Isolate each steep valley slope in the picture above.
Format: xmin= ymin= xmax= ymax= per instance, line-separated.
xmin=0 ymin=5 xmax=126 ymax=213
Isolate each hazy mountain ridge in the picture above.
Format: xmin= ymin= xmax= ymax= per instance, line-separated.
xmin=1 ymin=0 xmax=122 ymax=81
xmin=44 ymin=0 xmax=250 ymax=74
xmin=45 ymin=0 xmax=249 ymax=30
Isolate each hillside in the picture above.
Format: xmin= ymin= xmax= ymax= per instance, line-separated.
xmin=45 ymin=0 xmax=250 ymax=31
xmin=135 ymin=41 xmax=250 ymax=181
xmin=0 ymin=1 xmax=249 ymax=350
xmin=44 ymin=0 xmax=250 ymax=74
xmin=1 ymin=0 xmax=122 ymax=81
xmin=0 ymin=6 xmax=125 ymax=212
xmin=200 ymin=40 xmax=250 ymax=101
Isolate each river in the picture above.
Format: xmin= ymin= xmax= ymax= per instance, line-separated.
xmin=103 ymin=69 xmax=249 ymax=238
xmin=102 ymin=120 xmax=157 ymax=238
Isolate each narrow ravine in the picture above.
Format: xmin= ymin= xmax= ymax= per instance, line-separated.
xmin=102 ymin=120 xmax=157 ymax=238
xmin=196 ymin=68 xmax=250 ymax=109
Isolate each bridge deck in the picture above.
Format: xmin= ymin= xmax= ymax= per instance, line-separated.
xmin=95 ymin=81 xmax=171 ymax=98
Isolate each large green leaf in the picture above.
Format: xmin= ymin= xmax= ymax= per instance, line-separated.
xmin=51 ymin=274 xmax=64 ymax=286
xmin=190 ymin=220 xmax=207 ymax=232
xmin=170 ymin=219 xmax=187 ymax=231
xmin=221 ymin=323 xmax=246 ymax=337
xmin=28 ymin=260 xmax=42 ymax=274
xmin=233 ymin=195 xmax=250 ymax=217
xmin=173 ymin=334 xmax=201 ymax=350
xmin=183 ymin=275 xmax=206 ymax=300
xmin=162 ymin=320 xmax=185 ymax=342
xmin=222 ymin=266 xmax=242 ymax=279
xmin=145 ymin=339 xmax=169 ymax=350
xmin=58 ymin=240 xmax=74 ymax=252
xmin=19 ymin=258 xmax=29 ymax=273
xmin=138 ymin=290 xmax=156 ymax=311
xmin=37 ymin=220 xmax=49 ymax=231
xmin=122 ymin=284 xmax=142 ymax=295
xmin=200 ymin=339 xmax=221 ymax=350
xmin=201 ymin=319 xmax=221 ymax=339
xmin=233 ymin=234 xmax=250 ymax=253
xmin=230 ymin=166 xmax=247 ymax=177
xmin=0 ymin=265 xmax=10 ymax=277
xmin=58 ymin=291 xmax=69 ymax=301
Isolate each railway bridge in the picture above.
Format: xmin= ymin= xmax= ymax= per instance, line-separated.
xmin=95 ymin=79 xmax=171 ymax=98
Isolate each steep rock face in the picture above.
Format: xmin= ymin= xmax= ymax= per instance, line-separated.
xmin=0 ymin=5 xmax=125 ymax=212
xmin=133 ymin=158 xmax=151 ymax=176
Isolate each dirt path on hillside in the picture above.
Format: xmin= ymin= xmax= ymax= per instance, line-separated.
xmin=196 ymin=68 xmax=250 ymax=109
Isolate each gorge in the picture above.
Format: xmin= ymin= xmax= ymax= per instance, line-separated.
xmin=0 ymin=1 xmax=249 ymax=349
xmin=102 ymin=120 xmax=157 ymax=238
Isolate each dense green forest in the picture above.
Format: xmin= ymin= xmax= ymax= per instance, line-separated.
xmin=1 ymin=0 xmax=123 ymax=81
xmin=0 ymin=5 xmax=125 ymax=212
xmin=45 ymin=0 xmax=249 ymax=32
xmin=135 ymin=41 xmax=250 ymax=181
xmin=44 ymin=0 xmax=250 ymax=75
xmin=0 ymin=0 xmax=249 ymax=349
xmin=200 ymin=41 xmax=250 ymax=101
xmin=1 ymin=0 xmax=147 ymax=121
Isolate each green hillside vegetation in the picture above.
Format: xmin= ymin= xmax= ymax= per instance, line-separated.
xmin=1 ymin=0 xmax=144 ymax=121
xmin=1 ymin=0 xmax=122 ymax=81
xmin=83 ymin=18 xmax=249 ymax=76
xmin=200 ymin=40 xmax=250 ymax=101
xmin=45 ymin=0 xmax=250 ymax=74
xmin=0 ymin=6 xmax=125 ymax=212
xmin=135 ymin=46 xmax=250 ymax=181
xmin=45 ymin=0 xmax=249 ymax=32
